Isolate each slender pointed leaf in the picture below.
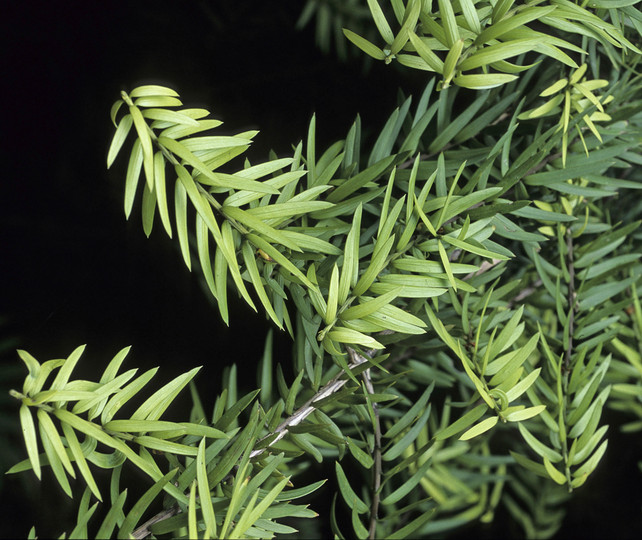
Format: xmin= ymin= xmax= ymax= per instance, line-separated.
xmin=19 ymin=404 xmax=40 ymax=479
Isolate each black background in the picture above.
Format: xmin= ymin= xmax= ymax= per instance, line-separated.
xmin=1 ymin=1 xmax=640 ymax=538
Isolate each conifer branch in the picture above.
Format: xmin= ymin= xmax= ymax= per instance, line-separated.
xmin=132 ymin=348 xmax=377 ymax=539
xmin=250 ymin=349 xmax=371 ymax=459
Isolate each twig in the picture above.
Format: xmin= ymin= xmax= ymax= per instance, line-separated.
xmin=398 ymin=152 xmax=429 ymax=170
xmin=490 ymin=111 xmax=511 ymax=126
xmin=524 ymin=151 xmax=562 ymax=177
xmin=449 ymin=248 xmax=462 ymax=262
xmin=250 ymin=351 xmax=370 ymax=459
xmin=507 ymin=279 xmax=543 ymax=309
xmin=464 ymin=258 xmax=504 ymax=280
xmin=132 ymin=353 xmax=373 ymax=539
xmin=132 ymin=506 xmax=181 ymax=539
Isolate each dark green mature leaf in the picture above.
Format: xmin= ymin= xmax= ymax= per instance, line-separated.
xmin=388 ymin=506 xmax=436 ymax=539
xmin=369 ymin=98 xmax=411 ymax=165
xmin=335 ymin=461 xmax=369 ymax=513
xmin=383 ymin=402 xmax=431 ymax=461
xmin=234 ymin=476 xmax=291 ymax=537
xmin=97 ymin=489 xmax=127 ymax=539
xmin=346 ymin=437 xmax=374 ymax=468
xmin=118 ymin=469 xmax=177 ymax=538
xmin=327 ymin=155 xmax=398 ymax=202
xmin=209 ymin=409 xmax=261 ymax=487
xmin=381 ymin=457 xmax=433 ymax=506
xmin=429 ymin=92 xmax=490 ymax=152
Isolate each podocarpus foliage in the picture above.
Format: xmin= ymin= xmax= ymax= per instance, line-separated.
xmin=8 ymin=1 xmax=642 ymax=538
